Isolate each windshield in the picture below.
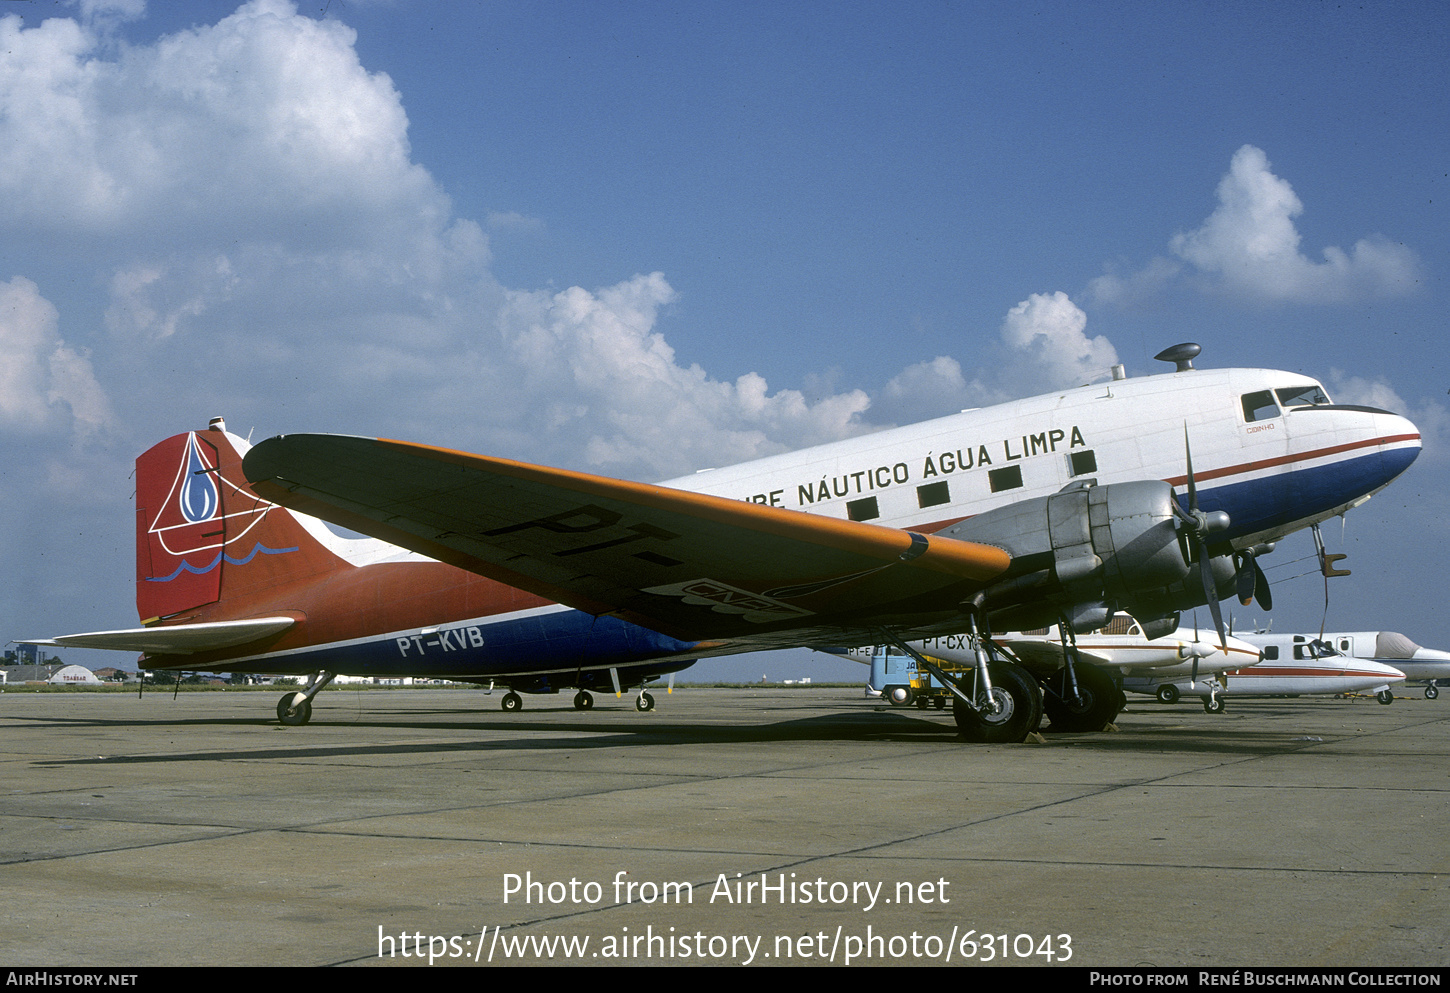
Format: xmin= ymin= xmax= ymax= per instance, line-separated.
xmin=1275 ymin=383 xmax=1331 ymax=408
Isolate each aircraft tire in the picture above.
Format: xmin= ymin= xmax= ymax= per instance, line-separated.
xmin=276 ymin=694 xmax=312 ymax=726
xmin=1043 ymin=662 xmax=1121 ymax=732
xmin=952 ymin=660 xmax=1042 ymax=744
xmin=1203 ymin=696 xmax=1225 ymax=714
xmin=574 ymin=690 xmax=594 ymax=711
xmin=501 ymin=691 xmax=522 ymax=712
xmin=1156 ymin=684 xmax=1180 ymax=705
xmin=1377 ymin=689 xmax=1394 ymax=706
xmin=635 ymin=691 xmax=655 ymax=712
xmin=1426 ymin=684 xmax=1440 ymax=701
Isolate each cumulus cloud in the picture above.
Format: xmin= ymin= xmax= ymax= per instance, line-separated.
xmin=0 ymin=277 xmax=113 ymax=435
xmin=1000 ymin=291 xmax=1119 ymax=389
xmin=0 ymin=1 xmax=880 ymax=481
xmin=0 ymin=0 xmax=443 ymax=245
xmin=495 ymin=273 xmax=872 ymax=478
xmin=1092 ymin=145 xmax=1421 ymax=307
xmin=1171 ymin=146 xmax=1421 ymax=302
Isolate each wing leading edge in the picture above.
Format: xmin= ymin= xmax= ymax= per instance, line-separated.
xmin=242 ymin=435 xmax=1012 ymax=642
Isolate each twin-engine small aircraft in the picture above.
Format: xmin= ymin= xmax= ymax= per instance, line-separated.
xmin=1127 ymin=635 xmax=1407 ymax=710
xmin=26 ymin=344 xmax=1421 ymax=742
xmin=1239 ymin=630 xmax=1450 ymax=700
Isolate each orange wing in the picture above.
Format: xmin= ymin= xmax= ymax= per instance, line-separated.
xmin=243 ymin=435 xmax=1011 ymax=642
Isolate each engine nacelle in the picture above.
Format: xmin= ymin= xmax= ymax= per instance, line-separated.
xmin=939 ymin=479 xmax=1231 ymax=632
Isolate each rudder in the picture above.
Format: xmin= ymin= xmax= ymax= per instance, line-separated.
xmin=135 ymin=418 xmax=349 ymax=622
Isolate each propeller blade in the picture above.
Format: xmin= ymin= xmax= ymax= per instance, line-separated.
xmin=1236 ymin=551 xmax=1257 ymax=605
xmin=1183 ymin=425 xmax=1199 ymax=511
xmin=1200 ymin=548 xmax=1228 ymax=650
xmin=1254 ymin=558 xmax=1273 ymax=611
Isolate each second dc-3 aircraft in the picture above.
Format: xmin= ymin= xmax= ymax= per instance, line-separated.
xmin=29 ymin=344 xmax=1421 ymax=743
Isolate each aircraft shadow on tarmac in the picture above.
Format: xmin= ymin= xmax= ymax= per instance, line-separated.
xmin=18 ymin=700 xmax=1425 ymax=766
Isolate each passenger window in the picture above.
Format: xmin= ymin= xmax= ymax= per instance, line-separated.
xmin=988 ymin=465 xmax=1023 ymax=493
xmin=1241 ymin=391 xmax=1279 ymax=422
xmin=916 ymin=481 xmax=950 ymax=509
xmin=1276 ymin=384 xmax=1330 ymax=409
xmin=1070 ymin=450 xmax=1097 ymax=476
xmin=846 ymin=496 xmax=879 ymax=522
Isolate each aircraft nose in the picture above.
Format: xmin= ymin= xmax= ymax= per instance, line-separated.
xmin=1300 ymin=405 xmax=1422 ymax=507
xmin=1367 ymin=408 xmax=1421 ymax=481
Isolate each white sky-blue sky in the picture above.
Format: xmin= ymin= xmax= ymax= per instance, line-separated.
xmin=2 ymin=1 xmax=1446 ymax=682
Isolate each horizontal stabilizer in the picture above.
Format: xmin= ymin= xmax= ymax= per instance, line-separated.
xmin=19 ymin=617 xmax=296 ymax=656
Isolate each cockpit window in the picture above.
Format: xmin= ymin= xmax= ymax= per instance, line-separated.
xmin=1241 ymin=390 xmax=1279 ymax=423
xmin=1275 ymin=383 xmax=1331 ymax=409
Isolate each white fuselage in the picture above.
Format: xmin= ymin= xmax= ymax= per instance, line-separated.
xmin=1244 ymin=631 xmax=1450 ymax=685
xmin=666 ymin=367 xmax=1420 ymax=555
xmin=1129 ymin=635 xmax=1405 ymax=699
xmin=830 ymin=619 xmax=1258 ymax=679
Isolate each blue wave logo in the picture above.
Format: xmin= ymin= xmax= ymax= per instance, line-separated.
xmin=145 ymin=542 xmax=299 ymax=583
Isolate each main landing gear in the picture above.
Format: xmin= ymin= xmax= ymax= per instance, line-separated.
xmin=885 ymin=608 xmax=1044 ymax=744
xmin=1040 ymin=620 xmax=1123 ymax=732
xmin=276 ymin=670 xmax=336 ymax=726
xmin=951 ymin=659 xmax=1043 ymax=744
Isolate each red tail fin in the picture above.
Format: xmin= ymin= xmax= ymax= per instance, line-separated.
xmin=135 ymin=419 xmax=349 ymax=622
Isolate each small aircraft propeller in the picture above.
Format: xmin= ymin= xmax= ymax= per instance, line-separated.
xmin=1187 ymin=612 xmax=1208 ymax=686
xmin=1171 ymin=427 xmax=1231 ymax=652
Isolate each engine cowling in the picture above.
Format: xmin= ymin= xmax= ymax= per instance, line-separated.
xmin=939 ymin=479 xmax=1233 ymax=633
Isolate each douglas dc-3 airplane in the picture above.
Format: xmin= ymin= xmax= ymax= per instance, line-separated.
xmin=26 ymin=344 xmax=1421 ymax=743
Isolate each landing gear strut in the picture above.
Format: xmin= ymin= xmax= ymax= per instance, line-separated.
xmin=883 ymin=608 xmax=1043 ymax=744
xmin=1043 ymin=619 xmax=1123 ymax=732
xmin=276 ymin=670 xmax=336 ymax=726
xmin=951 ymin=660 xmax=1043 ymax=743
xmin=1043 ymin=660 xmax=1121 ymax=732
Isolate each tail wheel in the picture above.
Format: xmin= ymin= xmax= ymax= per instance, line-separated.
xmin=1043 ymin=662 xmax=1121 ymax=732
xmin=276 ymin=694 xmax=312 ymax=726
xmin=952 ymin=660 xmax=1043 ymax=743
